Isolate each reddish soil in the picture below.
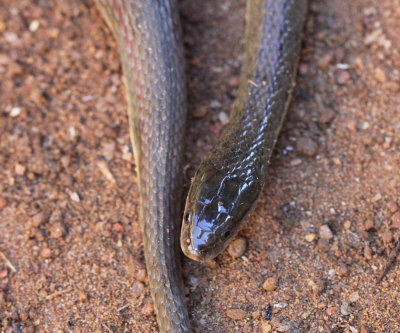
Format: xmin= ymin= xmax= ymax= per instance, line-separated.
xmin=0 ymin=0 xmax=399 ymax=332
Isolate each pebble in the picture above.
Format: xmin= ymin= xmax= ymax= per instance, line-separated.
xmin=228 ymin=76 xmax=240 ymax=88
xmin=226 ymin=308 xmax=247 ymax=320
xmin=10 ymin=107 xmax=22 ymax=117
xmin=371 ymin=193 xmax=382 ymax=202
xmin=251 ymin=311 xmax=260 ymax=319
xmin=348 ymin=292 xmax=360 ymax=303
xmin=326 ymin=305 xmax=336 ymax=316
xmin=381 ymin=230 xmax=393 ymax=244
xmin=113 ymin=223 xmax=124 ymax=232
xmin=312 ymin=279 xmax=326 ymax=296
xmin=364 ymin=245 xmax=372 ymax=260
xmin=50 ymin=223 xmax=64 ymax=239
xmin=332 ymin=157 xmax=342 ymax=166
xmin=131 ymin=281 xmax=145 ymax=298
xmin=374 ymin=67 xmax=387 ymax=83
xmin=319 ymin=225 xmax=333 ymax=240
xmin=354 ymin=57 xmax=364 ymax=72
xmin=15 ymin=163 xmax=26 ymax=175
xmin=290 ymin=158 xmax=302 ymax=166
xmin=262 ymin=277 xmax=278 ymax=292
xmin=346 ymin=121 xmax=357 ymax=133
xmin=296 ymin=137 xmax=318 ymax=157
xmin=49 ymin=210 xmax=62 ymax=225
xmin=364 ymin=30 xmax=381 ymax=45
xmin=340 ymin=302 xmax=350 ymax=316
xmin=227 ymin=237 xmax=247 ymax=258
xmin=210 ymin=100 xmax=221 ymax=109
xmin=19 ymin=311 xmax=28 ymax=321
xmin=135 ymin=268 xmax=147 ymax=282
xmin=192 ymin=105 xmax=208 ymax=118
xmin=362 ymin=219 xmax=374 ymax=231
xmin=317 ymin=53 xmax=334 ymax=69
xmin=29 ymin=20 xmax=40 ymax=32
xmin=40 ymin=247 xmax=52 ymax=259
xmin=77 ymin=290 xmax=87 ymax=302
xmin=336 ymin=70 xmax=351 ymax=85
xmin=218 ymin=112 xmax=229 ymax=125
xmin=102 ymin=142 xmax=116 ymax=161
xmin=141 ymin=300 xmax=155 ymax=316
xmin=261 ymin=322 xmax=272 ymax=333
xmin=298 ymin=63 xmax=308 ymax=76
xmin=337 ymin=264 xmax=349 ymax=277
xmin=305 ymin=233 xmax=316 ymax=242
xmin=0 ymin=270 xmax=8 ymax=279
xmin=0 ymin=197 xmax=7 ymax=210
xmin=318 ymin=108 xmax=335 ymax=124
xmin=70 ymin=192 xmax=80 ymax=202
xmin=388 ymin=201 xmax=398 ymax=213
xmin=392 ymin=212 xmax=400 ymax=229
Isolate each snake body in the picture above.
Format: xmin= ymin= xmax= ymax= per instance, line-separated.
xmin=95 ymin=0 xmax=307 ymax=332
xmin=181 ymin=0 xmax=308 ymax=261
xmin=96 ymin=1 xmax=189 ymax=332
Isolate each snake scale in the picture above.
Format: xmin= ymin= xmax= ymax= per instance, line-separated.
xmin=95 ymin=0 xmax=307 ymax=332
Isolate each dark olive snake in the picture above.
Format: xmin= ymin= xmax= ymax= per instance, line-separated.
xmin=95 ymin=0 xmax=307 ymax=332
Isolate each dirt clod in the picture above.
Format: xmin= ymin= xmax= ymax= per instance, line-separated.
xmin=296 ymin=137 xmax=318 ymax=157
xmin=226 ymin=308 xmax=247 ymax=320
xmin=319 ymin=225 xmax=333 ymax=240
xmin=141 ymin=300 xmax=155 ymax=317
xmin=262 ymin=277 xmax=278 ymax=292
xmin=227 ymin=237 xmax=247 ymax=258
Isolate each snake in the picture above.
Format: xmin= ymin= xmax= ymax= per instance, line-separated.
xmin=181 ymin=0 xmax=308 ymax=261
xmin=95 ymin=0 xmax=307 ymax=332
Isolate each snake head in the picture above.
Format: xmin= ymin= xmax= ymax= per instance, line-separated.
xmin=181 ymin=162 xmax=262 ymax=262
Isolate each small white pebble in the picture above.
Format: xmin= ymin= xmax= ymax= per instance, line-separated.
xmin=361 ymin=122 xmax=370 ymax=130
xmin=336 ymin=63 xmax=350 ymax=69
xmin=210 ymin=100 xmax=221 ymax=109
xmin=290 ymin=158 xmax=302 ymax=166
xmin=81 ymin=95 xmax=96 ymax=103
xmin=29 ymin=20 xmax=40 ymax=32
xmin=319 ymin=225 xmax=333 ymax=240
xmin=70 ymin=192 xmax=80 ymax=202
xmin=218 ymin=112 xmax=229 ymax=125
xmin=10 ymin=107 xmax=22 ymax=117
xmin=69 ymin=126 xmax=76 ymax=138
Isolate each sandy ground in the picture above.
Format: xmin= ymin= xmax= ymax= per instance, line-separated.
xmin=1 ymin=0 xmax=400 ymax=332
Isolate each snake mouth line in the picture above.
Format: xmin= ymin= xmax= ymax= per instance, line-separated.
xmin=181 ymin=241 xmax=204 ymax=261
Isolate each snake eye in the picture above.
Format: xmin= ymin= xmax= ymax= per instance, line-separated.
xmin=184 ymin=211 xmax=191 ymax=225
xmin=221 ymin=226 xmax=232 ymax=240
